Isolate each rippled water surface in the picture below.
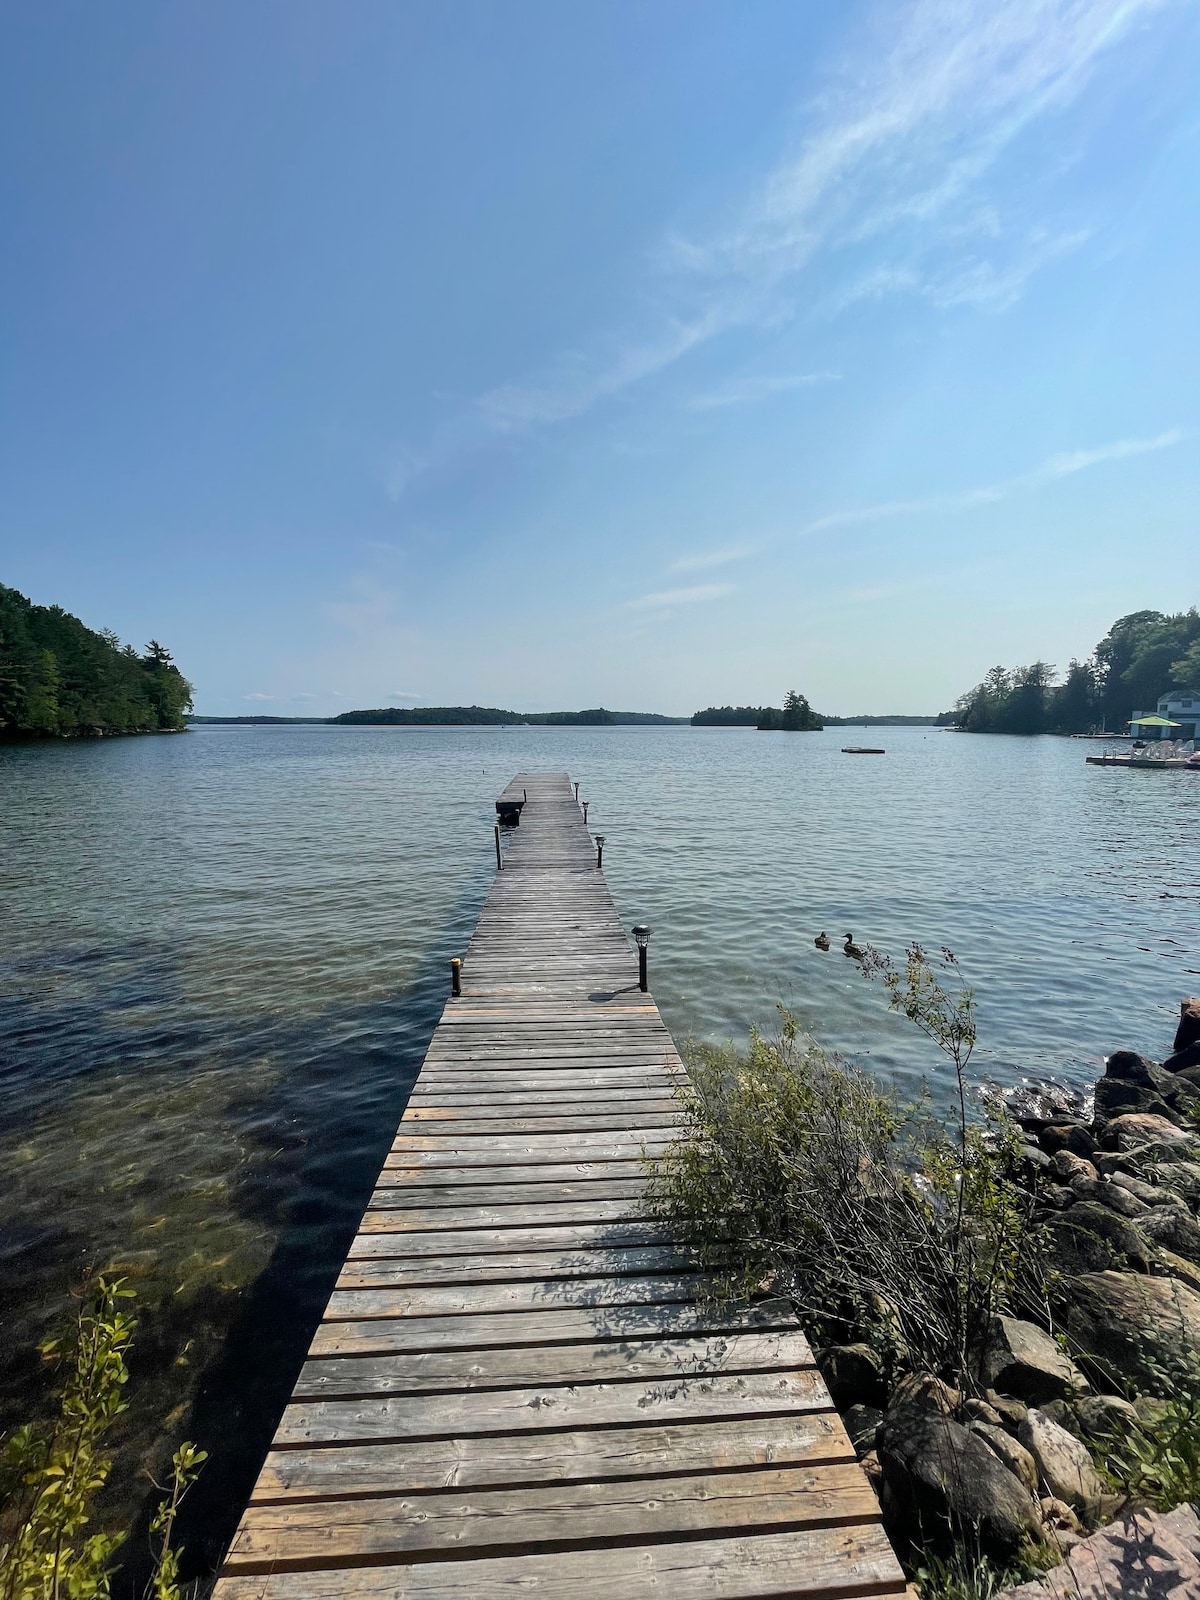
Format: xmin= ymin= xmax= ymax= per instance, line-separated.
xmin=2 ymin=724 xmax=1198 ymax=1574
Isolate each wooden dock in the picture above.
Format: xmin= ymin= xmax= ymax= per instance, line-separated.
xmin=216 ymin=773 xmax=905 ymax=1600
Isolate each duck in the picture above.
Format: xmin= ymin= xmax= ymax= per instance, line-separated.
xmin=843 ymin=933 xmax=864 ymax=960
xmin=814 ymin=931 xmax=830 ymax=950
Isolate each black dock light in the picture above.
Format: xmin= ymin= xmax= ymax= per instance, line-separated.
xmin=632 ymin=925 xmax=652 ymax=992
xmin=574 ymin=781 xmax=580 ymax=803
xmin=582 ymin=801 xmax=589 ymax=824
xmin=451 ymin=958 xmax=462 ymax=997
xmin=594 ymin=834 xmax=606 ymax=869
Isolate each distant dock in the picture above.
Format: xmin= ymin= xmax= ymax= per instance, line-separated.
xmin=1086 ymin=754 xmax=1199 ymax=770
xmin=214 ymin=772 xmax=904 ymax=1599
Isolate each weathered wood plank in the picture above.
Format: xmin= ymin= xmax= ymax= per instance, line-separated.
xmin=294 ymin=1329 xmax=815 ymax=1399
xmin=217 ymin=1524 xmax=903 ymax=1599
xmin=225 ymin=1464 xmax=879 ymax=1572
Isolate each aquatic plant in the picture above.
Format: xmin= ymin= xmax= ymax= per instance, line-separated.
xmin=0 ymin=1277 xmax=205 ymax=1600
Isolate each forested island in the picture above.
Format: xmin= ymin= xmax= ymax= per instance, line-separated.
xmin=693 ymin=705 xmax=943 ymax=726
xmin=190 ymin=707 xmax=688 ymax=726
xmin=952 ymin=607 xmax=1200 ymax=734
xmin=0 ymin=583 xmax=192 ymax=739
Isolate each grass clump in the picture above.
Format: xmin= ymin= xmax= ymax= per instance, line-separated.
xmin=0 ymin=1277 xmax=204 ymax=1600
xmin=645 ymin=944 xmax=1044 ymax=1395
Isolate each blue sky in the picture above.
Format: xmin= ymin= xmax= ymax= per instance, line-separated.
xmin=2 ymin=0 xmax=1197 ymax=716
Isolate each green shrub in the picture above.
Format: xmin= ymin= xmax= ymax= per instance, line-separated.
xmin=0 ymin=1278 xmax=204 ymax=1600
xmin=645 ymin=947 xmax=1045 ymax=1393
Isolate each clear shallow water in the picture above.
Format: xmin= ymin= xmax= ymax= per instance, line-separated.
xmin=1 ymin=724 xmax=1198 ymax=1574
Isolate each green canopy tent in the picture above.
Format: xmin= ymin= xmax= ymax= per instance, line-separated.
xmin=1129 ymin=714 xmax=1183 ymax=742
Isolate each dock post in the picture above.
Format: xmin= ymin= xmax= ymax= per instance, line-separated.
xmin=494 ymin=824 xmax=502 ymax=870
xmin=450 ymin=957 xmax=461 ymax=997
xmin=574 ymin=781 xmax=579 ymax=803
xmin=582 ymin=800 xmax=589 ymax=824
xmin=633 ymin=925 xmax=651 ymax=992
xmin=595 ymin=834 xmax=605 ymax=869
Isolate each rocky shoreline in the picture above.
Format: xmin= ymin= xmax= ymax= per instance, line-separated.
xmin=813 ymin=998 xmax=1200 ymax=1591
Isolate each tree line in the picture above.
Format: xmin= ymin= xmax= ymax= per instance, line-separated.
xmin=953 ymin=608 xmax=1200 ymax=735
xmin=0 ymin=583 xmax=193 ymax=738
xmin=692 ymin=692 xmax=824 ymax=730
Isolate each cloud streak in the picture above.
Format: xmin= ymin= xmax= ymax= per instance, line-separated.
xmin=624 ymin=582 xmax=735 ymax=610
xmin=687 ymin=372 xmax=839 ymax=410
xmin=668 ymin=545 xmax=751 ymax=573
xmin=801 ymin=428 xmax=1185 ymax=534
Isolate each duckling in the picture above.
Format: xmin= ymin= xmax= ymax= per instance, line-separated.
xmin=814 ymin=931 xmax=830 ymax=951
xmin=843 ymin=932 xmax=864 ymax=960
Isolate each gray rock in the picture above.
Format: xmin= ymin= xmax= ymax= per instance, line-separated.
xmin=1042 ymin=1183 xmax=1076 ymax=1210
xmin=1110 ymin=1170 xmax=1170 ymax=1206
xmin=964 ymin=1397 xmax=1005 ymax=1428
xmin=983 ymin=1316 xmax=1088 ymax=1405
xmin=889 ymin=1370 xmax=958 ymax=1415
xmin=972 ymin=1420 xmax=1039 ymax=1493
xmin=1148 ymin=1159 xmax=1200 ymax=1203
xmin=1038 ymin=1495 xmax=1083 ymax=1534
xmin=1102 ymin=1051 xmax=1173 ymax=1090
xmin=1069 ymin=1175 xmax=1149 ymax=1217
xmin=1020 ymin=1143 xmax=1052 ymax=1175
xmin=1050 ymin=1150 xmax=1097 ymax=1183
xmin=878 ymin=1402 xmax=1041 ymax=1556
xmin=1071 ymin=1393 xmax=1141 ymax=1443
xmin=986 ymin=1391 xmax=1030 ymax=1432
xmin=994 ymin=1504 xmax=1200 ymax=1600
xmin=1061 ymin=1270 xmax=1200 ymax=1395
xmin=1101 ymin=1113 xmax=1197 ymax=1154
xmin=1094 ymin=1078 xmax=1177 ymax=1126
xmin=1019 ymin=1408 xmax=1104 ymax=1523
xmin=1038 ymin=1122 xmax=1097 ymax=1159
xmin=1045 ymin=1201 xmax=1153 ymax=1275
xmin=842 ymin=1402 xmax=883 ymax=1457
xmin=1154 ymin=1245 xmax=1200 ymax=1296
xmin=815 ymin=1342 xmax=886 ymax=1409
xmin=1138 ymin=1203 xmax=1200 ymax=1263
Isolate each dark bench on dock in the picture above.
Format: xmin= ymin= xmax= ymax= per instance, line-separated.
xmin=495 ymin=777 xmax=527 ymax=825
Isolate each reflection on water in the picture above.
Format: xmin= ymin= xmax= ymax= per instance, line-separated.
xmin=1 ymin=724 xmax=1197 ymax=1576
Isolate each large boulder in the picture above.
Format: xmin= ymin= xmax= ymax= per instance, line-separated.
xmin=1038 ymin=1121 xmax=1097 ymax=1159
xmin=815 ymin=1342 xmax=886 ymax=1408
xmin=1138 ymin=1203 xmax=1200 ymax=1264
xmin=1100 ymin=1113 xmax=1197 ymax=1154
xmin=1093 ymin=1078 xmax=1176 ymax=1126
xmin=1044 ymin=1202 xmax=1152 ymax=1275
xmin=1068 ymin=1175 xmax=1149 ymax=1218
xmin=983 ymin=1316 xmax=1088 ymax=1405
xmin=877 ymin=1402 xmax=1041 ymax=1556
xmin=1018 ymin=1409 xmax=1103 ymax=1523
xmin=1061 ymin=1271 xmax=1200 ymax=1395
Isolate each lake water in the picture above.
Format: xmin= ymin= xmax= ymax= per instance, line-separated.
xmin=2 ymin=723 xmax=1198 ymax=1574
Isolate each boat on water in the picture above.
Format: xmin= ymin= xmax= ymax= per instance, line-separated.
xmin=842 ymin=746 xmax=885 ymax=754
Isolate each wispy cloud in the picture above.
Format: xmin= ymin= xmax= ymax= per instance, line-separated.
xmin=243 ymin=692 xmax=274 ymax=701
xmin=387 ymin=690 xmax=421 ymax=700
xmin=668 ymin=545 xmax=751 ymax=573
xmin=624 ymin=582 xmax=734 ymax=610
xmin=476 ymin=310 xmax=727 ymax=433
xmin=802 ymin=427 xmax=1185 ymax=534
xmin=687 ymin=372 xmax=839 ymax=410
xmin=476 ymin=0 xmax=1170 ymax=435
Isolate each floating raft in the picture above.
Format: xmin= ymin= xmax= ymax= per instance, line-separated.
xmin=214 ymin=772 xmax=905 ymax=1600
xmin=841 ymin=747 xmax=886 ymax=755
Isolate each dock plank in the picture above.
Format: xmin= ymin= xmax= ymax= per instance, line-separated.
xmin=213 ymin=772 xmax=902 ymax=1599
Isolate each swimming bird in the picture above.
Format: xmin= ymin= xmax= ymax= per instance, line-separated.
xmin=814 ymin=931 xmax=830 ymax=950
xmin=843 ymin=933 xmax=864 ymax=960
